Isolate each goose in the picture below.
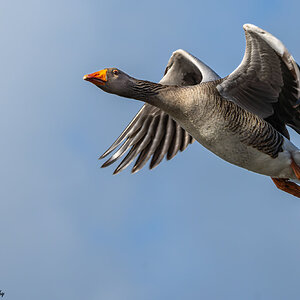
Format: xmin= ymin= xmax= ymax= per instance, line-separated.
xmin=84 ymin=24 xmax=300 ymax=198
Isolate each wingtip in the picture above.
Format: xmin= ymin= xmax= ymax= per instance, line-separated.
xmin=101 ymin=161 xmax=110 ymax=168
xmin=131 ymin=166 xmax=140 ymax=174
xmin=99 ymin=150 xmax=110 ymax=160
xmin=113 ymin=168 xmax=121 ymax=175
xmin=173 ymin=49 xmax=185 ymax=55
xmin=243 ymin=23 xmax=257 ymax=30
xmin=243 ymin=23 xmax=267 ymax=35
xmin=149 ymin=162 xmax=159 ymax=170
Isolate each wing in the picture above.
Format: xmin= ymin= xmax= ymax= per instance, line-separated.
xmin=217 ymin=24 xmax=300 ymax=139
xmin=100 ymin=49 xmax=220 ymax=174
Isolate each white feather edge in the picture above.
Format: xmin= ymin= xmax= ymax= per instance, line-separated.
xmin=160 ymin=49 xmax=220 ymax=84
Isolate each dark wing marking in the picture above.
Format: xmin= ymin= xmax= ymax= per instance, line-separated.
xmin=100 ymin=49 xmax=220 ymax=174
xmin=217 ymin=24 xmax=300 ymax=139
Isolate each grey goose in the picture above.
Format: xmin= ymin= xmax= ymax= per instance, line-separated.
xmin=84 ymin=24 xmax=300 ymax=198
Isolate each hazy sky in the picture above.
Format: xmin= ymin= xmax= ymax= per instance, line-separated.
xmin=1 ymin=1 xmax=300 ymax=299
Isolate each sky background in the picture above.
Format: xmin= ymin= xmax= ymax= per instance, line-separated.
xmin=1 ymin=0 xmax=300 ymax=299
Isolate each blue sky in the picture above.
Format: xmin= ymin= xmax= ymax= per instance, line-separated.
xmin=1 ymin=0 xmax=300 ymax=299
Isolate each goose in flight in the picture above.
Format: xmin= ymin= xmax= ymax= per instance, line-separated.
xmin=84 ymin=24 xmax=300 ymax=198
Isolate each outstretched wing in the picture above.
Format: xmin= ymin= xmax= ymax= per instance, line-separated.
xmin=100 ymin=49 xmax=220 ymax=174
xmin=217 ymin=24 xmax=300 ymax=139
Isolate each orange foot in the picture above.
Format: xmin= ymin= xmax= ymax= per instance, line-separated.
xmin=291 ymin=158 xmax=300 ymax=180
xmin=271 ymin=178 xmax=300 ymax=198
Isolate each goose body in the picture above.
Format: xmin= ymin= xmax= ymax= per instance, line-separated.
xmin=161 ymin=82 xmax=298 ymax=179
xmin=84 ymin=24 xmax=300 ymax=197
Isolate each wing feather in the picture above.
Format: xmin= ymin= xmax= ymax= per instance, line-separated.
xmin=113 ymin=140 xmax=143 ymax=174
xmin=149 ymin=116 xmax=175 ymax=169
xmin=167 ymin=123 xmax=183 ymax=160
xmin=180 ymin=129 xmax=190 ymax=152
xmin=217 ymin=24 xmax=300 ymax=138
xmin=99 ymin=107 xmax=145 ymax=159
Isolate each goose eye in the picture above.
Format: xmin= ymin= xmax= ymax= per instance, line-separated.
xmin=113 ymin=69 xmax=119 ymax=76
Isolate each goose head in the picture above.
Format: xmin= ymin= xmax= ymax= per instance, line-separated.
xmin=83 ymin=68 xmax=136 ymax=98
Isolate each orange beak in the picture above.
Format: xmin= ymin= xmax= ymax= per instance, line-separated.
xmin=83 ymin=69 xmax=107 ymax=85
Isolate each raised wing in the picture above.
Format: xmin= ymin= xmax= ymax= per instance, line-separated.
xmin=160 ymin=49 xmax=220 ymax=85
xmin=100 ymin=49 xmax=220 ymax=174
xmin=217 ymin=24 xmax=300 ymax=139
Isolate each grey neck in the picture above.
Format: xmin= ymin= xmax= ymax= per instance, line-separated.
xmin=115 ymin=77 xmax=197 ymax=119
xmin=124 ymin=78 xmax=168 ymax=102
